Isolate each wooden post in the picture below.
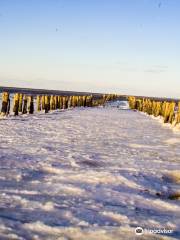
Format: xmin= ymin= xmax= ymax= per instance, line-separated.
xmin=168 ymin=102 xmax=175 ymax=124
xmin=13 ymin=93 xmax=19 ymax=116
xmin=162 ymin=102 xmax=174 ymax=123
xmin=160 ymin=102 xmax=166 ymax=117
xmin=79 ymin=96 xmax=83 ymax=107
xmin=68 ymin=96 xmax=73 ymax=108
xmin=82 ymin=96 xmax=86 ymax=107
xmin=37 ymin=95 xmax=41 ymax=111
xmin=153 ymin=102 xmax=161 ymax=117
xmin=174 ymin=102 xmax=180 ymax=126
xmin=22 ymin=95 xmax=28 ymax=114
xmin=103 ymin=94 xmax=107 ymax=104
xmin=72 ymin=96 xmax=76 ymax=107
xmin=41 ymin=95 xmax=45 ymax=110
xmin=1 ymin=92 xmax=10 ymax=116
xmin=45 ymin=95 xmax=50 ymax=113
xmin=76 ymin=96 xmax=79 ymax=107
xmin=50 ymin=95 xmax=55 ymax=110
xmin=18 ymin=94 xmax=23 ymax=113
xmin=56 ymin=96 xmax=60 ymax=109
xmin=90 ymin=95 xmax=93 ymax=107
xmin=55 ymin=96 xmax=58 ymax=109
xmin=128 ymin=96 xmax=136 ymax=109
xmin=28 ymin=96 xmax=34 ymax=114
xmin=59 ymin=96 xmax=63 ymax=109
xmin=62 ymin=96 xmax=68 ymax=109
xmin=86 ymin=95 xmax=93 ymax=107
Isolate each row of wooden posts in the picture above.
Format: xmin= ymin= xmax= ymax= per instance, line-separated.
xmin=128 ymin=96 xmax=180 ymax=125
xmin=0 ymin=92 xmax=118 ymax=116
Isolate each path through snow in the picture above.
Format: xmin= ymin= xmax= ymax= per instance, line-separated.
xmin=0 ymin=102 xmax=179 ymax=239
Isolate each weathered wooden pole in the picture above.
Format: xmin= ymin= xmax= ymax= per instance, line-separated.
xmin=82 ymin=96 xmax=86 ymax=107
xmin=163 ymin=102 xmax=170 ymax=123
xmin=18 ymin=94 xmax=23 ymax=113
xmin=13 ymin=93 xmax=19 ymax=116
xmin=102 ymin=94 xmax=107 ymax=104
xmin=28 ymin=96 xmax=34 ymax=114
xmin=86 ymin=95 xmax=93 ymax=107
xmin=146 ymin=99 xmax=152 ymax=115
xmin=154 ymin=102 xmax=162 ymax=117
xmin=41 ymin=95 xmax=45 ymax=110
xmin=72 ymin=96 xmax=77 ymax=107
xmin=59 ymin=96 xmax=63 ymax=109
xmin=50 ymin=95 xmax=55 ymax=110
xmin=128 ymin=96 xmax=136 ymax=109
xmin=160 ymin=102 xmax=166 ymax=117
xmin=168 ymin=102 xmax=175 ymax=124
xmin=79 ymin=96 xmax=84 ymax=107
xmin=45 ymin=95 xmax=50 ymax=113
xmin=58 ymin=96 xmax=60 ymax=109
xmin=62 ymin=96 xmax=68 ymax=109
xmin=37 ymin=95 xmax=41 ymax=111
xmin=55 ymin=96 xmax=58 ymax=109
xmin=68 ymin=96 xmax=73 ymax=108
xmin=76 ymin=96 xmax=79 ymax=106
xmin=174 ymin=102 xmax=180 ymax=126
xmin=1 ymin=92 xmax=10 ymax=116
xmin=22 ymin=95 xmax=28 ymax=114
xmin=56 ymin=96 xmax=60 ymax=109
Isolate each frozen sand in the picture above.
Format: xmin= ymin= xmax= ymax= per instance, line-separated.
xmin=0 ymin=102 xmax=179 ymax=239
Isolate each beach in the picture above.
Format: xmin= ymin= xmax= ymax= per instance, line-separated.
xmin=0 ymin=102 xmax=179 ymax=239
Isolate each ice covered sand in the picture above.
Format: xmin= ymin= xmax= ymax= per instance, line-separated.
xmin=0 ymin=102 xmax=179 ymax=240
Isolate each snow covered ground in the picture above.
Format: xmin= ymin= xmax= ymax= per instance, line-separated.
xmin=0 ymin=101 xmax=179 ymax=240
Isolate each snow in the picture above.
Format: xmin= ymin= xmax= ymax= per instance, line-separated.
xmin=0 ymin=101 xmax=179 ymax=239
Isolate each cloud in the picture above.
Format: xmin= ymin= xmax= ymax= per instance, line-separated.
xmin=144 ymin=65 xmax=168 ymax=74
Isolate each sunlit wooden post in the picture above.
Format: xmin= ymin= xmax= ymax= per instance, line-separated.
xmin=168 ymin=102 xmax=175 ymax=124
xmin=13 ymin=93 xmax=19 ymax=116
xmin=22 ymin=95 xmax=28 ymax=114
xmin=45 ymin=95 xmax=50 ymax=113
xmin=174 ymin=102 xmax=180 ymax=126
xmin=82 ymin=96 xmax=86 ymax=107
xmin=41 ymin=95 xmax=45 ymax=110
xmin=62 ymin=96 xmax=68 ymax=109
xmin=59 ymin=96 xmax=63 ymax=109
xmin=55 ymin=96 xmax=58 ymax=109
xmin=128 ymin=96 xmax=136 ymax=109
xmin=86 ymin=95 xmax=93 ymax=107
xmin=18 ymin=93 xmax=23 ymax=113
xmin=37 ymin=95 xmax=41 ymax=111
xmin=68 ymin=96 xmax=73 ymax=108
xmin=28 ymin=96 xmax=34 ymax=114
xmin=1 ymin=92 xmax=10 ymax=116
xmin=79 ymin=96 xmax=83 ymax=107
xmin=50 ymin=95 xmax=55 ymax=110
xmin=71 ymin=96 xmax=76 ymax=107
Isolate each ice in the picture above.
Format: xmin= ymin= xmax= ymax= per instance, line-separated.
xmin=0 ymin=101 xmax=179 ymax=239
xmin=164 ymin=138 xmax=180 ymax=145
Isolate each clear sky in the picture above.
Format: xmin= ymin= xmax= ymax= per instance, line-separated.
xmin=0 ymin=0 xmax=179 ymax=97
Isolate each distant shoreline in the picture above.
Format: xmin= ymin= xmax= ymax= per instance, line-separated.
xmin=0 ymin=86 xmax=103 ymax=97
xmin=0 ymin=86 xmax=179 ymax=102
xmin=0 ymin=86 xmax=127 ymax=101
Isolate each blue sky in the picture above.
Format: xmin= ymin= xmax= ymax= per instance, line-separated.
xmin=0 ymin=0 xmax=179 ymax=97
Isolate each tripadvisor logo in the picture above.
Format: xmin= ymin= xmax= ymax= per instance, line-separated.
xmin=135 ymin=227 xmax=144 ymax=235
xmin=135 ymin=227 xmax=173 ymax=235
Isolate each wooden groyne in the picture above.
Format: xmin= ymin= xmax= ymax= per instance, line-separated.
xmin=1 ymin=92 xmax=10 ymax=116
xmin=128 ymin=96 xmax=180 ymax=126
xmin=0 ymin=92 xmax=120 ymax=116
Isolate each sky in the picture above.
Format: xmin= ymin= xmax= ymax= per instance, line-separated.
xmin=0 ymin=0 xmax=180 ymax=97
